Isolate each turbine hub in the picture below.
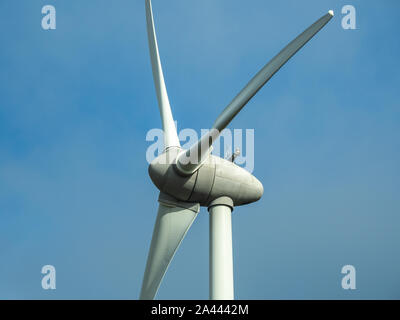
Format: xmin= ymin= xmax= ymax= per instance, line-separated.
xmin=148 ymin=148 xmax=263 ymax=207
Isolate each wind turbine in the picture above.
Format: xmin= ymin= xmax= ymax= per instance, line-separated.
xmin=140 ymin=0 xmax=333 ymax=300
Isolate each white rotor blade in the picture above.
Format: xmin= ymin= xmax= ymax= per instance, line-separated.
xmin=145 ymin=0 xmax=180 ymax=149
xmin=140 ymin=193 xmax=200 ymax=300
xmin=177 ymin=10 xmax=334 ymax=175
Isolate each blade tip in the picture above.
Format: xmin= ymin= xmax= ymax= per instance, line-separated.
xmin=328 ymin=10 xmax=334 ymax=17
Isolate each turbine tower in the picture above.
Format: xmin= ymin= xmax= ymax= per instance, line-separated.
xmin=140 ymin=0 xmax=333 ymax=300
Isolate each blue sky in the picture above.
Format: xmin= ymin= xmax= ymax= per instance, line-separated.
xmin=0 ymin=0 xmax=399 ymax=299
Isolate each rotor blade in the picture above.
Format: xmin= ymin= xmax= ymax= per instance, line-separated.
xmin=145 ymin=0 xmax=180 ymax=149
xmin=176 ymin=10 xmax=334 ymax=175
xmin=140 ymin=193 xmax=200 ymax=300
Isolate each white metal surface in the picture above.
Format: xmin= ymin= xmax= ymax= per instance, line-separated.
xmin=209 ymin=204 xmax=234 ymax=300
xmin=141 ymin=1 xmax=334 ymax=300
xmin=177 ymin=11 xmax=334 ymax=174
xmin=148 ymin=148 xmax=263 ymax=207
xmin=145 ymin=0 xmax=180 ymax=149
xmin=140 ymin=198 xmax=199 ymax=300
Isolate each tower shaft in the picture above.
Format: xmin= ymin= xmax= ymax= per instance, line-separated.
xmin=208 ymin=197 xmax=234 ymax=300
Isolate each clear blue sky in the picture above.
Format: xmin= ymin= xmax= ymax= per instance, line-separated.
xmin=1 ymin=0 xmax=399 ymax=299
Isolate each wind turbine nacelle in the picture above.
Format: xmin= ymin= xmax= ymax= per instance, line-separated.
xmin=148 ymin=147 xmax=263 ymax=207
